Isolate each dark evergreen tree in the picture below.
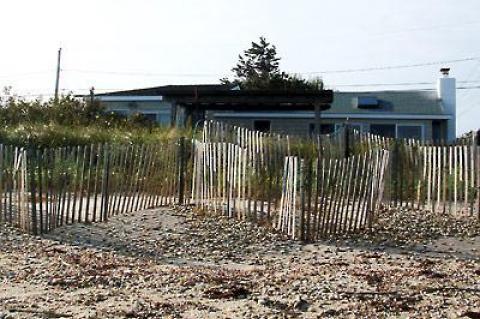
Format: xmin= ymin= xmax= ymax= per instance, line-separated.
xmin=222 ymin=37 xmax=323 ymax=91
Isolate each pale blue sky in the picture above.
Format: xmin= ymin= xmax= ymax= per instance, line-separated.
xmin=0 ymin=0 xmax=479 ymax=134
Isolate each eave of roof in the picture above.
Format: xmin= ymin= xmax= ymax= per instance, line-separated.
xmin=93 ymin=84 xmax=334 ymax=104
xmin=94 ymin=84 xmax=233 ymax=97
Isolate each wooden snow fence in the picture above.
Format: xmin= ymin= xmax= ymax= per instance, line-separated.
xmin=278 ymin=150 xmax=390 ymax=240
xmin=192 ymin=136 xmax=390 ymax=240
xmin=191 ymin=140 xmax=285 ymax=222
xmin=200 ymin=120 xmax=347 ymax=160
xmin=3 ymin=119 xmax=479 ymax=238
xmin=199 ymin=121 xmax=480 ymax=221
xmin=384 ymin=143 xmax=480 ymax=216
xmin=0 ymin=140 xmax=190 ymax=235
xmin=350 ymin=131 xmax=480 ymax=217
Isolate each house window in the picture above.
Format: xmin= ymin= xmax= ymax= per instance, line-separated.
xmin=254 ymin=120 xmax=271 ymax=132
xmin=432 ymin=120 xmax=442 ymax=142
xmin=356 ymin=96 xmax=380 ymax=109
xmin=321 ymin=124 xmax=335 ymax=134
xmin=309 ymin=123 xmax=336 ymax=135
xmin=370 ymin=124 xmax=396 ymax=138
xmin=142 ymin=113 xmax=158 ymax=122
xmin=397 ymin=125 xmax=423 ymax=140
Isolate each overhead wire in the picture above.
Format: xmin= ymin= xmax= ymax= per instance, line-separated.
xmin=0 ymin=71 xmax=54 ymax=79
xmin=302 ymin=57 xmax=478 ymax=75
xmin=60 ymin=56 xmax=479 ymax=78
xmin=328 ymin=80 xmax=480 ymax=88
xmin=62 ymin=69 xmax=220 ymax=78
xmin=456 ymin=60 xmax=480 ymax=118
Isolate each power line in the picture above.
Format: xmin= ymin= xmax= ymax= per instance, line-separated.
xmin=329 ymin=81 xmax=433 ymax=88
xmin=0 ymin=93 xmax=55 ymax=98
xmin=63 ymin=88 xmax=135 ymax=92
xmin=329 ymin=80 xmax=480 ymax=88
xmin=62 ymin=69 xmax=220 ymax=78
xmin=354 ymin=20 xmax=480 ymax=39
xmin=61 ymin=56 xmax=479 ymax=78
xmin=366 ymin=86 xmax=480 ymax=91
xmin=456 ymin=61 xmax=480 ymax=120
xmin=0 ymin=71 xmax=53 ymax=79
xmin=302 ymin=57 xmax=479 ymax=75
xmin=458 ymin=85 xmax=480 ymax=90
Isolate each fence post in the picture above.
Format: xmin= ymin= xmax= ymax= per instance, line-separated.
xmin=28 ymin=146 xmax=38 ymax=235
xmin=344 ymin=124 xmax=351 ymax=158
xmin=101 ymin=144 xmax=110 ymax=221
xmin=177 ymin=137 xmax=186 ymax=205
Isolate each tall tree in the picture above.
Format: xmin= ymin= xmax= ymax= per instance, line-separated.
xmin=222 ymin=37 xmax=323 ymax=91
xmin=232 ymin=37 xmax=280 ymax=81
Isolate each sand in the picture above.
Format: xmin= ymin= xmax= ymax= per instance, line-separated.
xmin=1 ymin=208 xmax=479 ymax=318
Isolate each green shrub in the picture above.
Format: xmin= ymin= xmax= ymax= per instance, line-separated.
xmin=0 ymin=94 xmax=191 ymax=147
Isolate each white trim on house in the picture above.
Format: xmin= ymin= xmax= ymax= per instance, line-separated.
xmin=212 ymin=112 xmax=452 ymax=120
xmin=96 ymin=96 xmax=164 ymax=102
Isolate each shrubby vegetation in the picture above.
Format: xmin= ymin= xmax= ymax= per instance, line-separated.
xmin=0 ymin=93 xmax=188 ymax=147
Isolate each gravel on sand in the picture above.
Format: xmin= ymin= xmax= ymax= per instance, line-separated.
xmin=1 ymin=208 xmax=479 ymax=318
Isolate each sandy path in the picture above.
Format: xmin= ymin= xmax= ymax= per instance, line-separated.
xmin=1 ymin=208 xmax=479 ymax=318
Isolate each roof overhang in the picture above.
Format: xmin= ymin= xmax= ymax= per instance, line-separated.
xmin=176 ymin=90 xmax=333 ymax=107
xmin=95 ymin=96 xmax=164 ymax=102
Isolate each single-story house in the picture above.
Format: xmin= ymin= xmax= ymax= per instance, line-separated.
xmin=93 ymin=69 xmax=456 ymax=141
xmin=92 ymin=85 xmax=333 ymax=130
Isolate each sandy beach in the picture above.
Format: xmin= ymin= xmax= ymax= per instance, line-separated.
xmin=1 ymin=208 xmax=479 ymax=318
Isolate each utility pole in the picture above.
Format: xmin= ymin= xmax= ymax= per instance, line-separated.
xmin=89 ymin=86 xmax=95 ymax=105
xmin=54 ymin=48 xmax=62 ymax=102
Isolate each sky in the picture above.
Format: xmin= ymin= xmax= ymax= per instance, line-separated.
xmin=0 ymin=0 xmax=479 ymax=135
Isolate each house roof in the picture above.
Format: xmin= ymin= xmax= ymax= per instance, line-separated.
xmin=94 ymin=84 xmax=334 ymax=107
xmin=327 ymin=90 xmax=445 ymax=115
xmin=95 ymin=84 xmax=233 ymax=97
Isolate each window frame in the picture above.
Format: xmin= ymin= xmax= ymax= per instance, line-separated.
xmin=369 ymin=123 xmax=396 ymax=138
xmin=396 ymin=124 xmax=425 ymax=140
xmin=368 ymin=123 xmax=425 ymax=140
